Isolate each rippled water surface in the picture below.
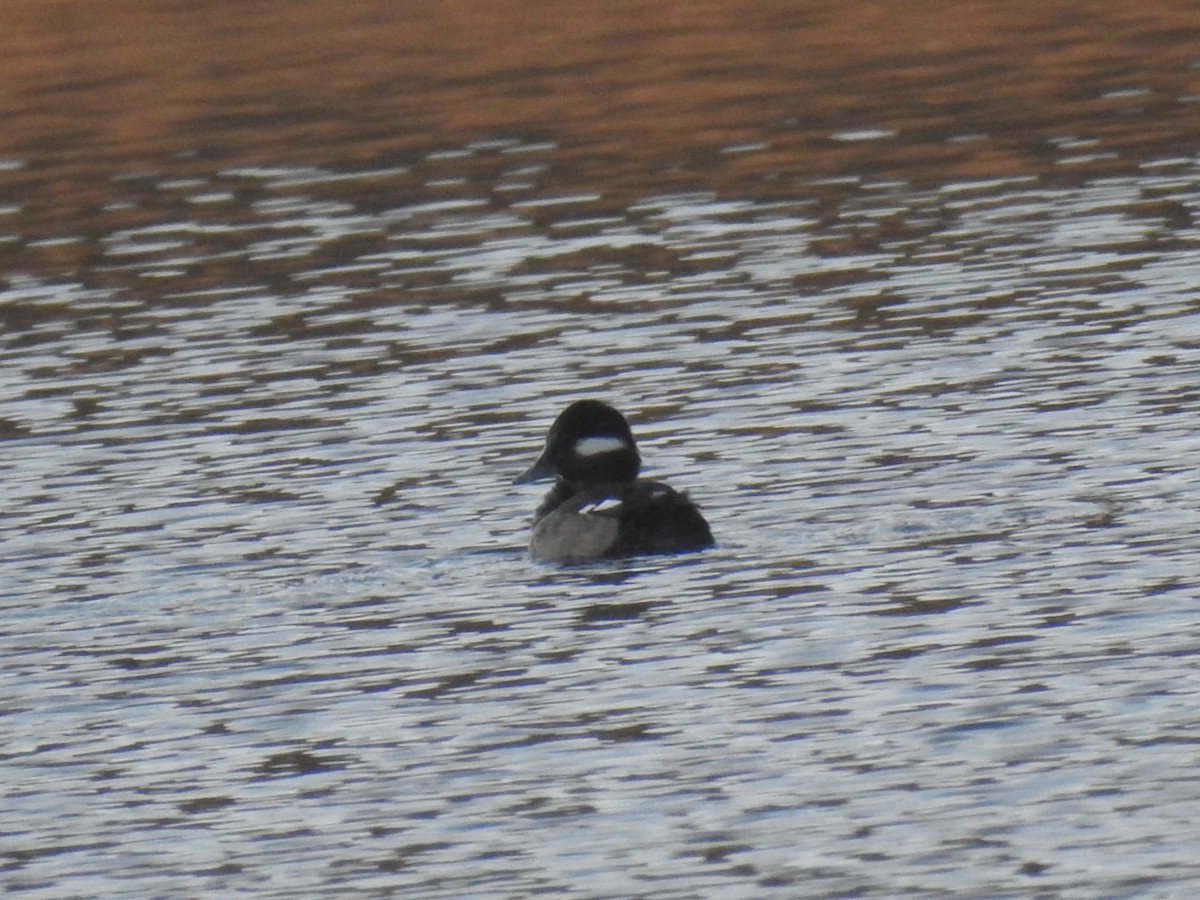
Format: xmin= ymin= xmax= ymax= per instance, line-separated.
xmin=4 ymin=2 xmax=1200 ymax=897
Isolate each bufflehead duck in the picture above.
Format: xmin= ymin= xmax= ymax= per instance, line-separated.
xmin=514 ymin=400 xmax=714 ymax=563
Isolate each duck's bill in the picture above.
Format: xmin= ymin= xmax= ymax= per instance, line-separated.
xmin=514 ymin=455 xmax=555 ymax=484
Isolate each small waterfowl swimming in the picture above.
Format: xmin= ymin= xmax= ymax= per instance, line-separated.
xmin=514 ymin=400 xmax=714 ymax=563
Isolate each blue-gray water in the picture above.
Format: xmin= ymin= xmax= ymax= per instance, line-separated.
xmin=4 ymin=3 xmax=1200 ymax=898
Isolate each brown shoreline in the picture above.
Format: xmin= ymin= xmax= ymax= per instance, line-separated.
xmin=1 ymin=0 xmax=1198 ymax=194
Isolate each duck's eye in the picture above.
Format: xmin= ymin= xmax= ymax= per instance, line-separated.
xmin=574 ymin=436 xmax=629 ymax=457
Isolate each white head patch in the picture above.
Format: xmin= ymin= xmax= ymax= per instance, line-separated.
xmin=574 ymin=435 xmax=629 ymax=458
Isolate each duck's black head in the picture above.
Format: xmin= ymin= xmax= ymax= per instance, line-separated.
xmin=514 ymin=400 xmax=641 ymax=487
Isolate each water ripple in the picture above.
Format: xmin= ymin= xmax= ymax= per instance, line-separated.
xmin=4 ymin=137 xmax=1200 ymax=898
